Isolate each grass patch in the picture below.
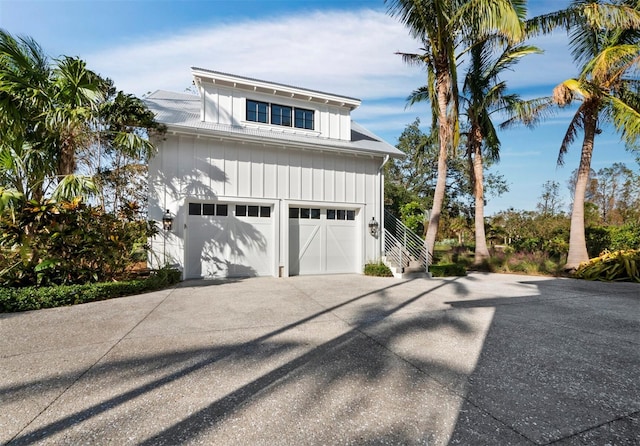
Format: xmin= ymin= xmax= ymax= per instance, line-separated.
xmin=0 ymin=266 xmax=181 ymax=313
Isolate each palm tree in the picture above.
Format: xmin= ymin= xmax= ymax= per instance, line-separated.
xmin=0 ymin=30 xmax=104 ymax=200
xmin=529 ymin=1 xmax=640 ymax=269
xmin=386 ymin=0 xmax=527 ymax=260
xmin=461 ymin=36 xmax=549 ymax=264
xmin=0 ymin=29 xmax=162 ymax=208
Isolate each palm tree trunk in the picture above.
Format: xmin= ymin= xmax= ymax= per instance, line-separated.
xmin=472 ymin=128 xmax=490 ymax=264
xmin=565 ymin=108 xmax=597 ymax=270
xmin=424 ymin=61 xmax=452 ymax=262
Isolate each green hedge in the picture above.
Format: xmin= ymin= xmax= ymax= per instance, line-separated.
xmin=364 ymin=261 xmax=393 ymax=277
xmin=0 ymin=267 xmax=181 ymax=313
xmin=429 ymin=263 xmax=467 ymax=277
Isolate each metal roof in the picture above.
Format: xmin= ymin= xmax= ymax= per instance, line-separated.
xmin=144 ymin=90 xmax=403 ymax=157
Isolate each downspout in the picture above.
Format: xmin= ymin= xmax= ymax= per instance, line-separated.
xmin=378 ymin=155 xmax=390 ymax=261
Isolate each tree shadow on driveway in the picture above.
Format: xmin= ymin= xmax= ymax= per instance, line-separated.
xmin=3 ymin=275 xmax=638 ymax=444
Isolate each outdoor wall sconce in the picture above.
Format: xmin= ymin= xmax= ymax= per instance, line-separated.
xmin=368 ymin=217 xmax=379 ymax=237
xmin=162 ymin=209 xmax=173 ymax=231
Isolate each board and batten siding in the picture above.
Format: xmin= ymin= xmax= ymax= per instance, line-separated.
xmin=200 ymin=83 xmax=352 ymax=141
xmin=148 ymin=133 xmax=384 ymax=276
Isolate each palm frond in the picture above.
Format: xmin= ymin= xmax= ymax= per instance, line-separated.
xmin=51 ymin=174 xmax=97 ymax=201
xmin=499 ymin=96 xmax=556 ymax=129
xmin=607 ymin=94 xmax=640 ymax=147
xmin=456 ymin=0 xmax=526 ymax=43
xmin=558 ymin=103 xmax=587 ymax=166
xmin=583 ymin=43 xmax=640 ymax=86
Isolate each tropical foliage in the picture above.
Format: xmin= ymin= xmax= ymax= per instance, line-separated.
xmin=0 ymin=30 xmax=165 ymax=292
xmin=574 ymin=249 xmax=640 ymax=282
xmin=385 ymin=118 xmax=508 ymax=239
xmin=0 ymin=29 xmax=164 ymax=208
xmin=528 ymin=0 xmax=640 ymax=269
xmin=385 ymin=0 xmax=528 ymax=258
xmin=460 ymin=35 xmax=549 ymax=264
xmin=0 ymin=196 xmax=158 ymax=287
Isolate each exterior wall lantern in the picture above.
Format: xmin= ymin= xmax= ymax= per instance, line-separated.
xmin=162 ymin=209 xmax=173 ymax=231
xmin=368 ymin=217 xmax=379 ymax=237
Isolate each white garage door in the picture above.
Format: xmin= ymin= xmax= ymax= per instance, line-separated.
xmin=289 ymin=207 xmax=359 ymax=275
xmin=186 ymin=203 xmax=273 ymax=278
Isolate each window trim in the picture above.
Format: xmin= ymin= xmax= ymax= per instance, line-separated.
xmin=246 ymin=99 xmax=268 ymax=123
xmin=245 ymin=99 xmax=315 ymax=131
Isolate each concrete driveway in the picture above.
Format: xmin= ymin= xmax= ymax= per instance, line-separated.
xmin=1 ymin=273 xmax=638 ymax=445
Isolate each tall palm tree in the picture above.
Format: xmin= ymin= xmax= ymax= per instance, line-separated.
xmin=386 ymin=0 xmax=527 ymax=260
xmin=529 ymin=0 xmax=640 ymax=269
xmin=461 ymin=37 xmax=549 ymax=264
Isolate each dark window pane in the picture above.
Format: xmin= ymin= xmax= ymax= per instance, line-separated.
xmin=347 ymin=210 xmax=355 ymax=220
xmin=327 ymin=209 xmax=336 ymax=220
xmin=236 ymin=205 xmax=247 ymax=217
xmin=189 ymin=203 xmax=202 ymax=215
xmin=248 ymin=205 xmax=259 ymax=217
xmin=271 ymin=104 xmax=292 ymax=126
xmin=289 ymin=207 xmax=299 ymax=218
xmin=260 ymin=206 xmax=271 ymax=218
xmin=300 ymin=208 xmax=310 ymax=219
xmin=247 ymin=100 xmax=268 ymax=123
xmin=337 ymin=209 xmax=346 ymax=220
xmin=295 ymin=108 xmax=314 ymax=130
xmin=202 ymin=204 xmax=215 ymax=215
xmin=311 ymin=208 xmax=320 ymax=219
xmin=216 ymin=204 xmax=228 ymax=216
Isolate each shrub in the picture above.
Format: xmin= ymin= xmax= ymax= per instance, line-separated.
xmin=0 ymin=266 xmax=181 ymax=313
xmin=364 ymin=261 xmax=393 ymax=277
xmin=574 ymin=249 xmax=640 ymax=282
xmin=0 ymin=198 xmax=158 ymax=287
xmin=429 ymin=263 xmax=466 ymax=277
xmin=484 ymin=250 xmax=565 ymax=276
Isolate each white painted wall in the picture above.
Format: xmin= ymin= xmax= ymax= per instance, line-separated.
xmin=200 ymin=83 xmax=352 ymax=141
xmin=148 ymin=133 xmax=384 ymax=277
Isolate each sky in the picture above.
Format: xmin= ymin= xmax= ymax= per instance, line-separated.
xmin=1 ymin=0 xmax=638 ymax=215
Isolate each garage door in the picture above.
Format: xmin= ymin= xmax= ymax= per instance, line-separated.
xmin=186 ymin=202 xmax=273 ymax=278
xmin=289 ymin=207 xmax=359 ymax=275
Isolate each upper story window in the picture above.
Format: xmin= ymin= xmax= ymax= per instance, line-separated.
xmin=246 ymin=99 xmax=314 ymax=130
xmin=271 ymin=104 xmax=292 ymax=127
xmin=295 ymin=108 xmax=314 ymax=130
xmin=247 ymin=100 xmax=268 ymax=123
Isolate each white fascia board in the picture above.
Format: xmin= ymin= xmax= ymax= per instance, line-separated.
xmin=191 ymin=68 xmax=361 ymax=111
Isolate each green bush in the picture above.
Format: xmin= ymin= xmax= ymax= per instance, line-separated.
xmin=0 ymin=266 xmax=181 ymax=313
xmin=364 ymin=261 xmax=393 ymax=277
xmin=429 ymin=263 xmax=466 ymax=277
xmin=0 ymin=198 xmax=158 ymax=287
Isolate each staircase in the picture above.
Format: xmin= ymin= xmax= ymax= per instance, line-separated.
xmin=383 ymin=210 xmax=431 ymax=278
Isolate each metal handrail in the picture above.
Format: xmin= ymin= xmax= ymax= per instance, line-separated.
xmin=383 ymin=210 xmax=431 ymax=272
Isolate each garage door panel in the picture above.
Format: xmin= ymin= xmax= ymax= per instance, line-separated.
xmin=325 ymin=225 xmax=357 ymax=273
xmin=296 ymin=223 xmax=322 ymax=275
xmin=289 ymin=207 xmax=358 ymax=276
xmin=230 ymin=219 xmax=271 ymax=276
xmin=187 ymin=203 xmax=273 ymax=279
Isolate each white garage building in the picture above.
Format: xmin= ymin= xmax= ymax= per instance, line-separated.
xmin=146 ymin=68 xmax=402 ymax=279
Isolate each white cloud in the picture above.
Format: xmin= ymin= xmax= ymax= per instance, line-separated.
xmin=86 ymin=9 xmax=424 ymax=101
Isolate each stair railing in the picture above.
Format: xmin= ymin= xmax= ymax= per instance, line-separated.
xmin=383 ymin=209 xmax=431 ymax=273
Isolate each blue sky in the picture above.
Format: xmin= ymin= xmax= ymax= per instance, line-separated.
xmin=1 ymin=0 xmax=638 ymax=214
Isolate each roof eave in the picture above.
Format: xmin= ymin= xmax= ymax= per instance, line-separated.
xmin=160 ymin=122 xmax=397 ymax=158
xmin=191 ymin=68 xmax=361 ymax=111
